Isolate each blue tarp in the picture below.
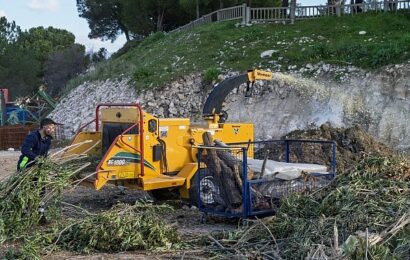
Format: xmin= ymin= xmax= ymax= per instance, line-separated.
xmin=5 ymin=105 xmax=33 ymax=125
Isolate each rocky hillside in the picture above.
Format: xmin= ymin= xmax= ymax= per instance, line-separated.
xmin=50 ymin=13 xmax=410 ymax=153
xmin=51 ymin=61 xmax=410 ymax=153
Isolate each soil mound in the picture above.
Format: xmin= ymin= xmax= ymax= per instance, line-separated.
xmin=283 ymin=124 xmax=394 ymax=172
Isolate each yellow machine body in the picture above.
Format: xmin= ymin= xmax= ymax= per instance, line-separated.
xmin=70 ymin=107 xmax=253 ymax=198
xmin=68 ymin=69 xmax=272 ymax=199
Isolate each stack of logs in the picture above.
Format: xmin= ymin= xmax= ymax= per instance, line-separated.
xmin=202 ymin=132 xmax=267 ymax=212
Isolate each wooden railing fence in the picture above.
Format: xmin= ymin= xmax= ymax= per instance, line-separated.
xmin=171 ymin=1 xmax=410 ymax=32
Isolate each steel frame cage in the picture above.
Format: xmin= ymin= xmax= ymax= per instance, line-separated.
xmin=197 ymin=139 xmax=337 ymax=218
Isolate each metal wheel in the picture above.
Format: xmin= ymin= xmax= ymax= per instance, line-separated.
xmin=190 ymin=169 xmax=221 ymax=207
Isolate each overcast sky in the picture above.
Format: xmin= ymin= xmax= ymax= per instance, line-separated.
xmin=0 ymin=0 xmax=323 ymax=54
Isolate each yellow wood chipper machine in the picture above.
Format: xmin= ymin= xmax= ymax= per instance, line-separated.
xmin=65 ymin=70 xmax=273 ymax=202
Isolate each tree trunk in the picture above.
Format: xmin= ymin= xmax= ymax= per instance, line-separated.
xmin=123 ymin=29 xmax=130 ymax=42
xmin=196 ymin=0 xmax=200 ymax=19
xmin=118 ymin=22 xmax=130 ymax=42
xmin=219 ymin=0 xmax=224 ymax=9
xmin=290 ymin=0 xmax=296 ymax=23
xmin=156 ymin=9 xmax=165 ymax=31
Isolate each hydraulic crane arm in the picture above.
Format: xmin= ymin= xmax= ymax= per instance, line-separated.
xmin=202 ymin=69 xmax=272 ymax=120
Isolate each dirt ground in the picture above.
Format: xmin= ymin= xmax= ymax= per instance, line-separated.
xmin=0 ymin=150 xmax=235 ymax=259
xmin=0 ymin=150 xmax=19 ymax=180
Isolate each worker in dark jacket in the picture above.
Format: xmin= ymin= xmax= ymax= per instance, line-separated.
xmin=17 ymin=118 xmax=57 ymax=171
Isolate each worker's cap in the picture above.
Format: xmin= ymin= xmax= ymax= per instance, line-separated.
xmin=40 ymin=118 xmax=62 ymax=128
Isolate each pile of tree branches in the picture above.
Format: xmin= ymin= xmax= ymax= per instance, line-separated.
xmin=0 ymin=151 xmax=90 ymax=241
xmin=6 ymin=202 xmax=181 ymax=259
xmin=0 ymin=145 xmax=181 ymax=259
xmin=206 ymin=154 xmax=410 ymax=259
xmin=53 ymin=202 xmax=180 ymax=253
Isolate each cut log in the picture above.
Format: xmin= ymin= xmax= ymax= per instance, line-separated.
xmin=219 ymin=159 xmax=242 ymax=206
xmin=202 ymin=132 xmax=242 ymax=209
xmin=203 ymin=132 xmax=221 ymax=174
xmin=216 ymin=150 xmax=243 ymax=192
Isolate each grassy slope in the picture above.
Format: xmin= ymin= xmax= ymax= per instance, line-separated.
xmin=68 ymin=12 xmax=410 ymax=91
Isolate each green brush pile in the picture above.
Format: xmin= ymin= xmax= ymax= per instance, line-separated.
xmin=6 ymin=202 xmax=181 ymax=259
xmin=0 ymin=147 xmax=181 ymax=259
xmin=53 ymin=202 xmax=180 ymax=253
xmin=208 ymin=154 xmax=410 ymax=259
xmin=0 ymin=156 xmax=88 ymax=242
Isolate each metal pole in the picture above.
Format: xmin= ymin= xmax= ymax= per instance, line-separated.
xmin=0 ymin=90 xmax=5 ymax=126
xmin=242 ymin=147 xmax=249 ymax=217
xmin=285 ymin=140 xmax=290 ymax=163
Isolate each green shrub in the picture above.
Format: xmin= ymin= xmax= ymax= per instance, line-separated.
xmin=133 ymin=67 xmax=154 ymax=81
xmin=203 ymin=67 xmax=221 ymax=83
xmin=111 ymin=40 xmax=142 ymax=59
xmin=139 ymin=32 xmax=165 ymax=47
xmin=401 ymin=33 xmax=410 ymax=45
